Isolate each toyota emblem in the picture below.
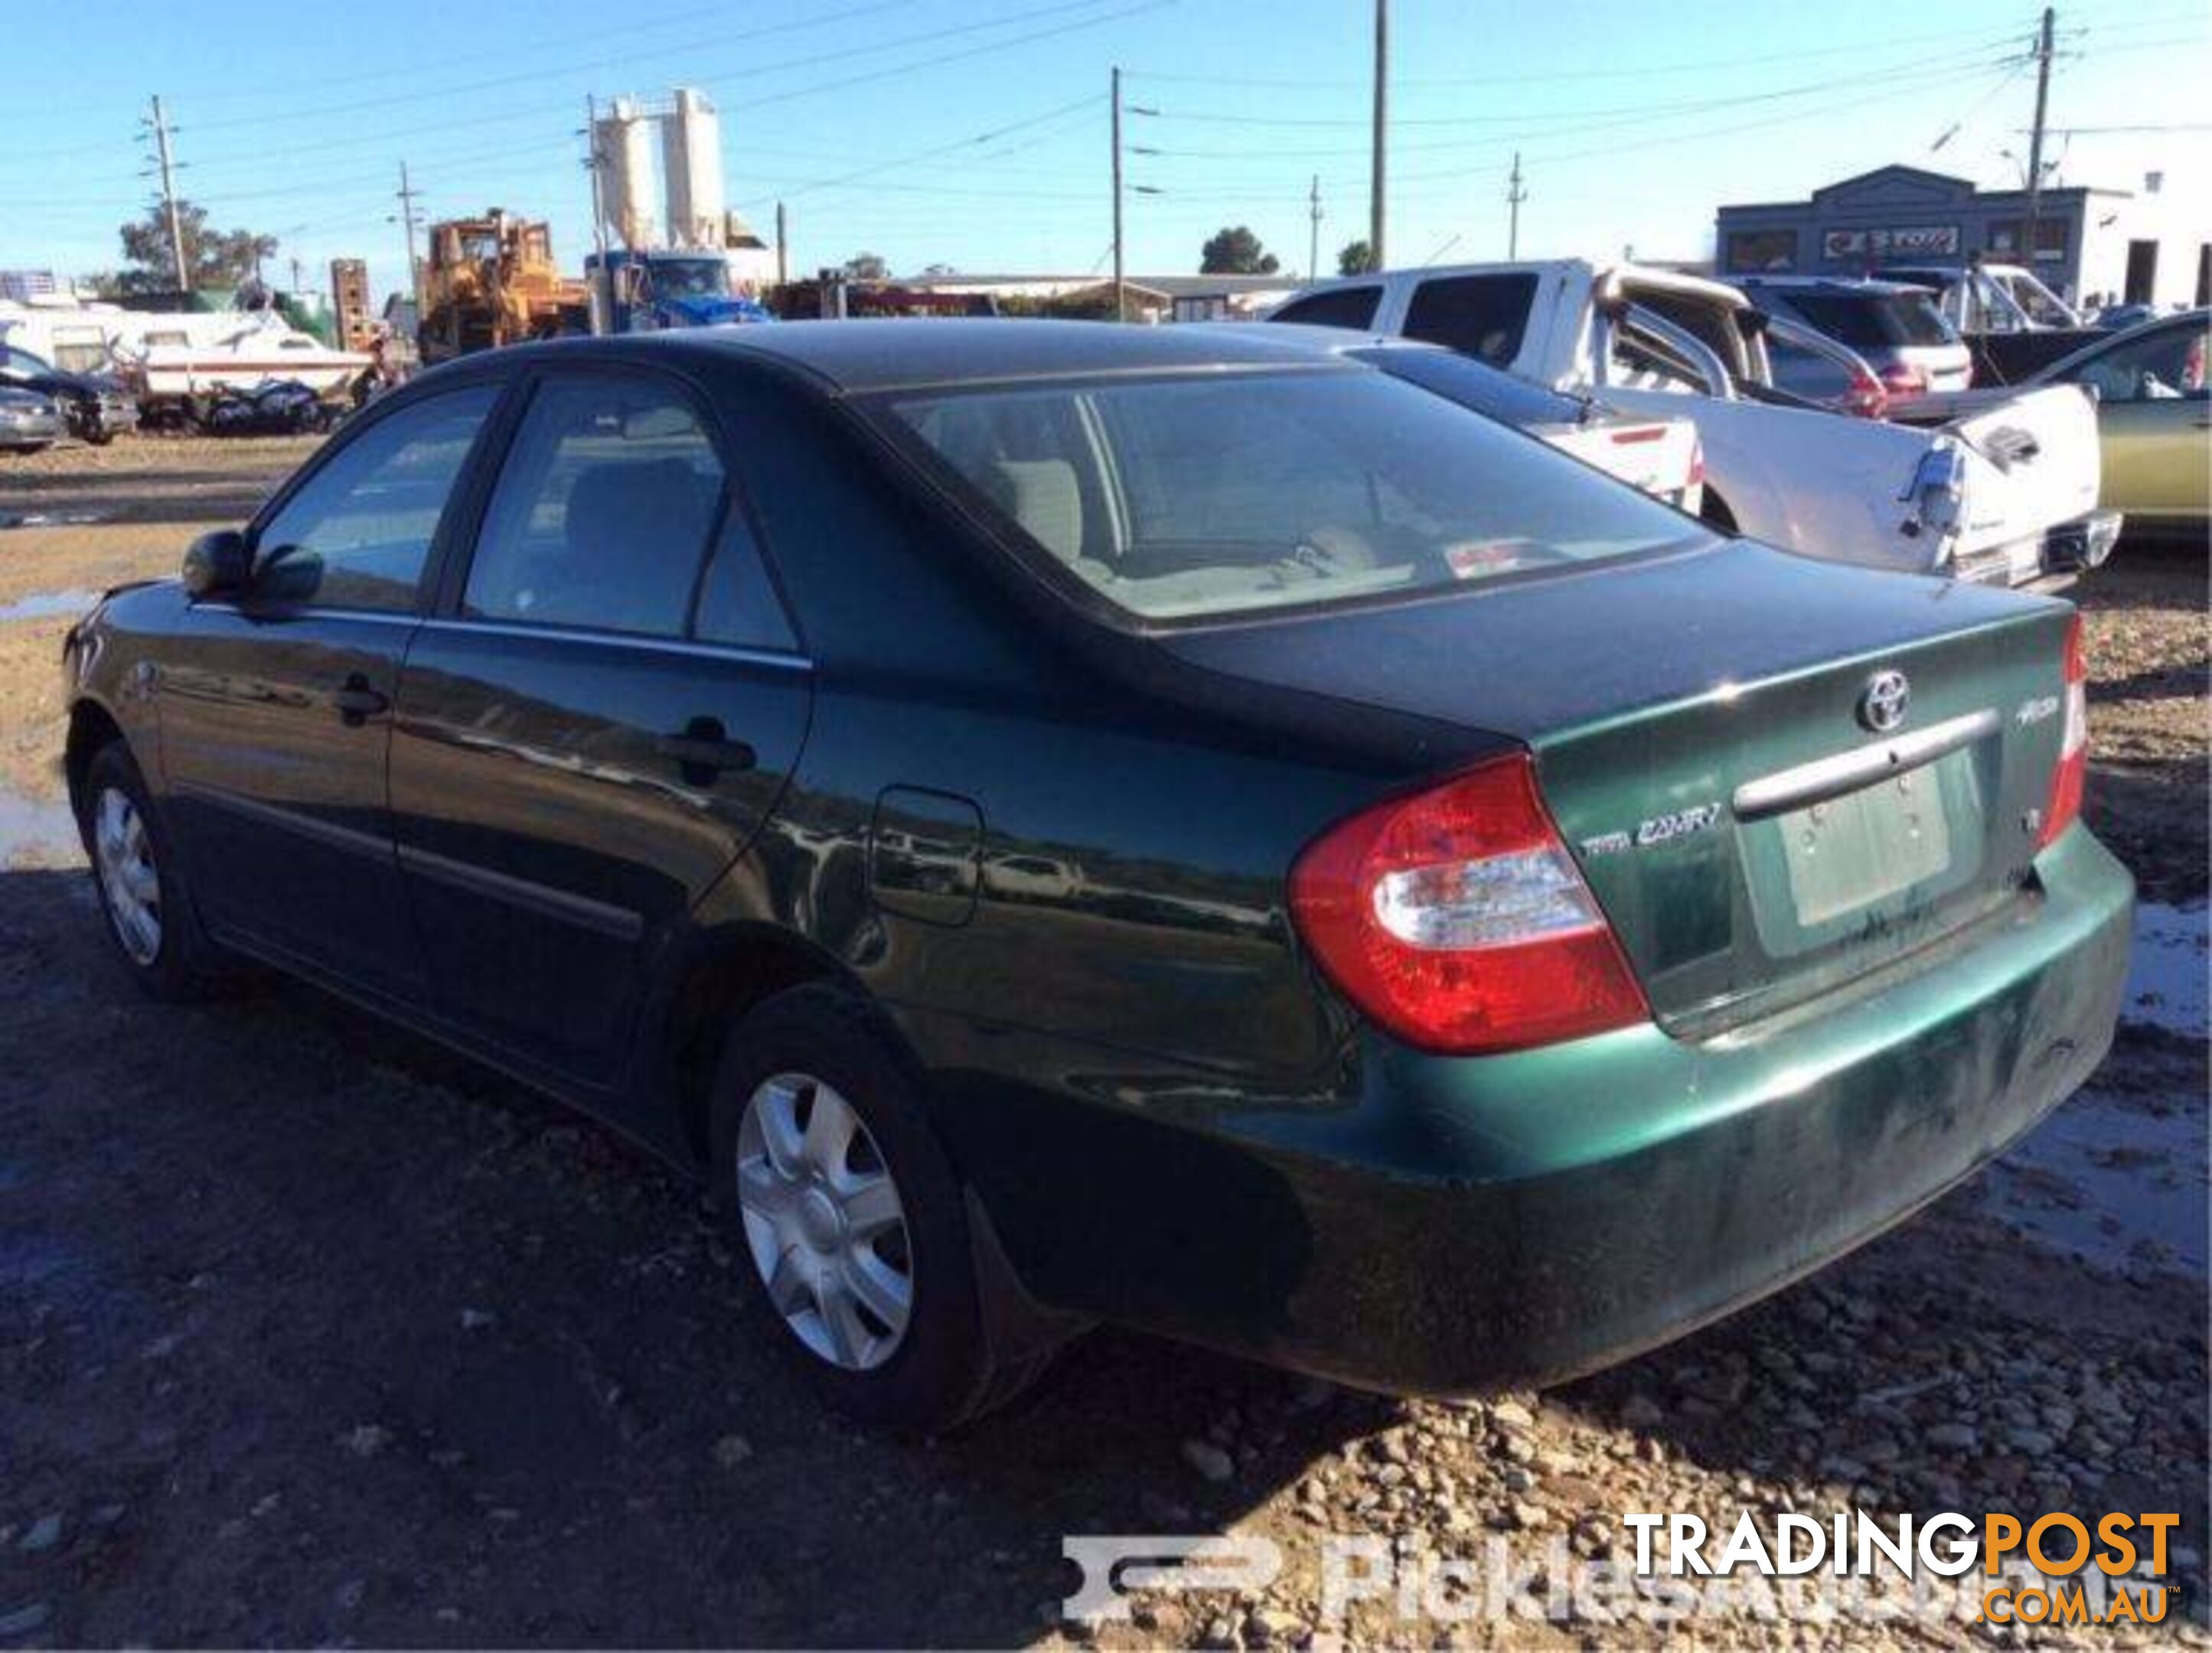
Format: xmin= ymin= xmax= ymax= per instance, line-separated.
xmin=1858 ymin=670 xmax=1911 ymax=734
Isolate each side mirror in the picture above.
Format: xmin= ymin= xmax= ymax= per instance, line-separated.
xmin=181 ymin=530 xmax=249 ymax=598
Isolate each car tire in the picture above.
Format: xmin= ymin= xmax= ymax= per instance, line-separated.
xmin=709 ymin=983 xmax=1013 ymax=1433
xmin=1698 ymin=489 xmax=1739 ymax=534
xmin=79 ymin=741 xmax=233 ymax=1001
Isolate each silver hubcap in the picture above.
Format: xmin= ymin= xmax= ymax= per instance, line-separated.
xmin=93 ymin=787 xmax=161 ymax=965
xmin=735 ymin=1074 xmax=913 ymax=1371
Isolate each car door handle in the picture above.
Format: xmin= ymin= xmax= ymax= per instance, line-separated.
xmin=332 ymin=677 xmax=390 ymax=725
xmin=655 ymin=725 xmax=756 ymax=775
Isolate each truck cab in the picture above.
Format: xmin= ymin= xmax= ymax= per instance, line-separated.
xmin=586 ymin=249 xmax=774 ymax=334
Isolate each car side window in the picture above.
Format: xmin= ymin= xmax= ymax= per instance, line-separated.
xmin=1271 ymin=286 xmax=1382 ymax=331
xmin=693 ymin=506 xmax=798 ymax=651
xmin=1402 ymin=274 xmax=1538 ymax=365
xmin=463 ymin=375 xmax=726 ymax=639
xmin=2070 ymin=324 xmax=2210 ymax=403
xmin=1763 ymin=334 xmax=1854 ymax=404
xmin=252 ymin=385 xmax=497 ymax=612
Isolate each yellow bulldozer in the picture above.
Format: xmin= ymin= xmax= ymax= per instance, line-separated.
xmin=416 ymin=210 xmax=590 ymax=363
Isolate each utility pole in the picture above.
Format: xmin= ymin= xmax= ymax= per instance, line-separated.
xmin=145 ymin=96 xmax=189 ymax=293
xmin=2021 ymin=5 xmax=2056 ymax=269
xmin=1111 ymin=66 xmax=1126 ymax=322
xmin=1308 ymin=174 xmax=1322 ymax=279
xmin=584 ymin=96 xmax=612 ymax=333
xmin=1506 ymin=152 xmax=1526 ymax=259
xmin=394 ymin=161 xmax=424 ymax=313
xmin=775 ymin=201 xmax=789 ymax=289
xmin=1369 ymin=0 xmax=1388 ymax=268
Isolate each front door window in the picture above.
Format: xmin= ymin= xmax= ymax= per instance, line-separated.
xmin=252 ymin=386 xmax=498 ymax=611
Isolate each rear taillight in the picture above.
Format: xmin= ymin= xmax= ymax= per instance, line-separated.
xmin=2038 ymin=612 xmax=2088 ymax=849
xmin=1288 ymin=755 xmax=1649 ymax=1054
xmin=1879 ymin=362 xmax=1928 ymax=399
xmin=1686 ymin=434 xmax=1706 ymax=491
xmin=1842 ymin=368 xmax=1889 ymax=420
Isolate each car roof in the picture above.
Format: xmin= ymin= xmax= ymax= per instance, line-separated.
xmin=580 ymin=317 xmax=1367 ymax=394
xmin=1734 ymin=276 xmax=1927 ymax=299
xmin=1183 ymin=321 xmax=1445 ymax=357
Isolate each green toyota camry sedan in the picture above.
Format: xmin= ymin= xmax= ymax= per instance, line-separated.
xmin=61 ymin=321 xmax=2132 ymax=1430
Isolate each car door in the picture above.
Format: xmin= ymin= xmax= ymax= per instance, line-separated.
xmin=154 ymin=382 xmax=504 ymax=1001
xmin=388 ymin=363 xmax=811 ymax=1084
xmin=2060 ymin=318 xmax=2211 ymax=519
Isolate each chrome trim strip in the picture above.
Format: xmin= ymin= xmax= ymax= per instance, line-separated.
xmin=189 ymin=602 xmax=422 ymax=627
xmin=1731 ymin=709 xmax=2002 ymax=820
xmin=396 ymin=842 xmax=645 ymax=941
xmin=172 ymin=781 xmax=393 ymax=860
xmin=415 ymin=616 xmax=812 ymax=672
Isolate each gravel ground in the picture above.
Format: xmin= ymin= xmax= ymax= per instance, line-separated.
xmin=0 ymin=437 xmax=2205 ymax=1648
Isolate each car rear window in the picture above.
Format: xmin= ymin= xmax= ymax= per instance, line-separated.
xmin=1401 ymin=273 xmax=1538 ymax=365
xmin=1270 ymin=286 xmax=1383 ymax=330
xmin=1776 ymin=290 xmax=1956 ymax=349
xmin=874 ymin=368 xmax=1701 ymax=624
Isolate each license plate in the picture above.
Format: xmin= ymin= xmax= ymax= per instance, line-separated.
xmin=1780 ymin=768 xmax=1953 ymax=926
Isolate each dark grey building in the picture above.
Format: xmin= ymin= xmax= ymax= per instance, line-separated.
xmin=1716 ymin=165 xmax=2209 ymax=309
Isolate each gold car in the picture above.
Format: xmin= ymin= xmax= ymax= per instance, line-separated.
xmin=2034 ymin=310 xmax=2210 ymax=535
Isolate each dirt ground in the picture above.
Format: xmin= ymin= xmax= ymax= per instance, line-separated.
xmin=0 ymin=437 xmax=2205 ymax=1648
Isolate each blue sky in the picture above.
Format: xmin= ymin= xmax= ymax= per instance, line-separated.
xmin=3 ymin=0 xmax=2206 ymax=306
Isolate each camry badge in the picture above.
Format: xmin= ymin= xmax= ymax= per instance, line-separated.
xmin=1858 ymin=670 xmax=1911 ymax=735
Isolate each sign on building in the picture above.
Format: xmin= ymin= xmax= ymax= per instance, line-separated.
xmin=1820 ymin=225 xmax=1961 ymax=259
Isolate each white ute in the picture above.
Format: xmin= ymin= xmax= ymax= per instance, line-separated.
xmin=1267 ymin=259 xmax=2119 ymax=588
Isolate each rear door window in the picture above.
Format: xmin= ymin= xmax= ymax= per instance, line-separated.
xmin=1271 ymin=286 xmax=1383 ymax=331
xmin=1402 ymin=274 xmax=1538 ymax=364
xmin=462 ymin=375 xmax=728 ymax=638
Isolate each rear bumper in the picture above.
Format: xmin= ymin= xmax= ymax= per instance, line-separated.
xmin=0 ymin=412 xmax=63 ymax=447
xmin=2034 ymin=507 xmax=2124 ymax=582
xmin=923 ymin=830 xmax=2135 ymax=1394
xmin=1957 ymin=508 xmax=2124 ymax=590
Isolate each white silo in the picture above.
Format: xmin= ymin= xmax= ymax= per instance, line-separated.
xmin=594 ymin=98 xmax=660 ymax=250
xmin=662 ymin=88 xmax=725 ymax=251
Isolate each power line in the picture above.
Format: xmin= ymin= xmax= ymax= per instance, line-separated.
xmin=1124 ymin=17 xmax=2028 ymax=88
xmin=1141 ymin=40 xmax=2021 ymax=129
xmin=732 ymin=92 xmax=1101 ymax=210
xmin=189 ymin=0 xmax=1117 ymax=135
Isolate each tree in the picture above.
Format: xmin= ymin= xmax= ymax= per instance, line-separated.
xmin=842 ymin=251 xmax=892 ymax=281
xmin=1199 ymin=226 xmax=1278 ymax=276
xmin=1337 ymin=240 xmax=1378 ymax=276
xmin=116 ymin=200 xmax=278 ymax=294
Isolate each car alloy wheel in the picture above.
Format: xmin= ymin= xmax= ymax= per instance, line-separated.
xmin=93 ymin=784 xmax=162 ymax=965
xmin=735 ymin=1071 xmax=915 ymax=1371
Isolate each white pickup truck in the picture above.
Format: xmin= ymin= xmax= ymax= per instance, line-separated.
xmin=1266 ymin=260 xmax=2119 ymax=588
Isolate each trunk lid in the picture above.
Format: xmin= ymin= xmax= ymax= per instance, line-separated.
xmin=1164 ymin=540 xmax=2077 ymax=1035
